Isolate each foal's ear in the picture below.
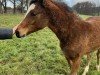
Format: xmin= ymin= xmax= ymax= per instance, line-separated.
xmin=30 ymin=0 xmax=38 ymax=5
xmin=39 ymin=0 xmax=43 ymax=3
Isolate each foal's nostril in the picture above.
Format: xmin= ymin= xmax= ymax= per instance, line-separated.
xmin=15 ymin=31 xmax=21 ymax=38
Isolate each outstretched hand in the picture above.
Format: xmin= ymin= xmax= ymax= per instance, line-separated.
xmin=13 ymin=25 xmax=18 ymax=34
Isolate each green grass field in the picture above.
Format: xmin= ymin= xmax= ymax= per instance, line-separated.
xmin=0 ymin=14 xmax=100 ymax=75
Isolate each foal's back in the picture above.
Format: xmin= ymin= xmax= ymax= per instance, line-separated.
xmin=86 ymin=17 xmax=100 ymax=50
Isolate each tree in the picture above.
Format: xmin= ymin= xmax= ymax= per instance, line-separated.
xmin=73 ymin=1 xmax=96 ymax=15
xmin=4 ymin=0 xmax=7 ymax=13
xmin=26 ymin=0 xmax=29 ymax=10
xmin=0 ymin=0 xmax=32 ymax=14
xmin=9 ymin=0 xmax=16 ymax=14
xmin=0 ymin=0 xmax=7 ymax=13
xmin=0 ymin=0 xmax=3 ymax=13
xmin=18 ymin=0 xmax=24 ymax=13
xmin=16 ymin=0 xmax=30 ymax=13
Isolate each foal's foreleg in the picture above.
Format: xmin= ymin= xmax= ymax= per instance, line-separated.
xmin=96 ymin=49 xmax=100 ymax=71
xmin=70 ymin=57 xmax=81 ymax=75
xmin=82 ymin=54 xmax=91 ymax=75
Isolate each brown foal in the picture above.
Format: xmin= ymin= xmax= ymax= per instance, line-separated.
xmin=15 ymin=0 xmax=100 ymax=75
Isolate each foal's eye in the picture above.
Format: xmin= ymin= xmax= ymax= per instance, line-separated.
xmin=30 ymin=12 xmax=36 ymax=16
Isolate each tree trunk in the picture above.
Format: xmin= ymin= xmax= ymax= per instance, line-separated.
xmin=4 ymin=0 xmax=7 ymax=13
xmin=0 ymin=0 xmax=2 ymax=13
xmin=13 ymin=0 xmax=16 ymax=14
xmin=21 ymin=0 xmax=23 ymax=13
xmin=26 ymin=0 xmax=29 ymax=10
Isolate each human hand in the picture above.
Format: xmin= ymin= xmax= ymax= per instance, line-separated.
xmin=13 ymin=25 xmax=18 ymax=34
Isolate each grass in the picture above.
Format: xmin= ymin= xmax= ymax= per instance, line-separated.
xmin=0 ymin=14 xmax=100 ymax=75
xmin=80 ymin=14 xmax=92 ymax=19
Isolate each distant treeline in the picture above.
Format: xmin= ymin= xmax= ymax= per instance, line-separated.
xmin=0 ymin=0 xmax=100 ymax=16
xmin=0 ymin=0 xmax=30 ymax=14
xmin=73 ymin=1 xmax=100 ymax=16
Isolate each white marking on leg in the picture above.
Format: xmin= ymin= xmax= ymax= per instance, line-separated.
xmin=82 ymin=64 xmax=90 ymax=75
xmin=96 ymin=65 xmax=100 ymax=71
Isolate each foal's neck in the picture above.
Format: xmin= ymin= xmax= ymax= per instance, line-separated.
xmin=45 ymin=1 xmax=83 ymax=39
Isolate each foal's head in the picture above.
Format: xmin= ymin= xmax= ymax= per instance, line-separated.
xmin=15 ymin=0 xmax=48 ymax=38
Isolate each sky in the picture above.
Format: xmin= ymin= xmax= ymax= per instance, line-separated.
xmin=7 ymin=0 xmax=100 ymax=8
xmin=7 ymin=1 xmax=13 ymax=8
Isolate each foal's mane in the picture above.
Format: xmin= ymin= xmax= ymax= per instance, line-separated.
xmin=29 ymin=0 xmax=74 ymax=13
xmin=29 ymin=0 xmax=80 ymax=19
xmin=53 ymin=0 xmax=81 ymax=20
xmin=54 ymin=0 xmax=74 ymax=13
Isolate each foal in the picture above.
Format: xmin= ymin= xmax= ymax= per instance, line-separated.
xmin=15 ymin=0 xmax=100 ymax=75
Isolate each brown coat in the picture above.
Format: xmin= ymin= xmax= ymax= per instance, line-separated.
xmin=15 ymin=0 xmax=100 ymax=75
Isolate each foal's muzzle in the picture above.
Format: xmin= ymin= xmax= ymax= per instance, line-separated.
xmin=15 ymin=30 xmax=26 ymax=38
xmin=15 ymin=31 xmax=21 ymax=38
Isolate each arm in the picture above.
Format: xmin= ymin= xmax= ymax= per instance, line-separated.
xmin=0 ymin=28 xmax=13 ymax=40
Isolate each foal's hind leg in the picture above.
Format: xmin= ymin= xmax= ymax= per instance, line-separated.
xmin=82 ymin=54 xmax=91 ymax=75
xmin=96 ymin=49 xmax=100 ymax=71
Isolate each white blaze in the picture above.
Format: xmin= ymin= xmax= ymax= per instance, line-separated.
xmin=25 ymin=4 xmax=36 ymax=16
xmin=18 ymin=4 xmax=36 ymax=25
